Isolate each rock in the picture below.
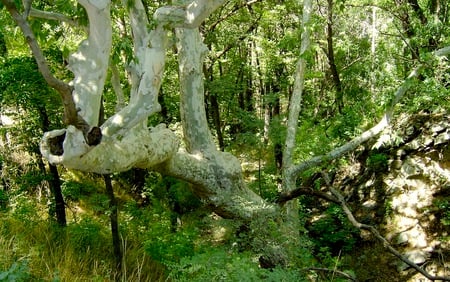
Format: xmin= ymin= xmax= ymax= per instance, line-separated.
xmin=431 ymin=124 xmax=445 ymax=134
xmin=435 ymin=131 xmax=450 ymax=145
xmin=398 ymin=250 xmax=429 ymax=271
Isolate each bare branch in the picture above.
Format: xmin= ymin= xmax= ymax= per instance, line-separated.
xmin=276 ymin=186 xmax=339 ymax=205
xmin=29 ymin=8 xmax=86 ymax=30
xmin=321 ymin=172 xmax=450 ymax=282
xmin=1 ymin=0 xmax=78 ymax=126
xmin=290 ymin=45 xmax=450 ymax=177
xmin=290 ymin=68 xmax=419 ymax=177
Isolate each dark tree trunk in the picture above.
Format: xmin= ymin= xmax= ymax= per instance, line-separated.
xmin=210 ymin=93 xmax=225 ymax=151
xmin=49 ymin=164 xmax=66 ymax=226
xmin=272 ymin=95 xmax=282 ymax=171
xmin=37 ymin=105 xmax=66 ymax=226
xmin=104 ymin=174 xmax=122 ymax=278
xmin=326 ymin=0 xmax=343 ymax=113
xmin=158 ymin=88 xmax=172 ymax=124
xmin=204 ymin=60 xmax=225 ymax=151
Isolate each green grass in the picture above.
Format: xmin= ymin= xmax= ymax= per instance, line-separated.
xmin=0 ymin=214 xmax=166 ymax=281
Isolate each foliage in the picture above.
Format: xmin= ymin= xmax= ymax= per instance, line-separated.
xmin=366 ymin=152 xmax=389 ymax=171
xmin=167 ymin=248 xmax=309 ymax=282
xmin=144 ymin=222 xmax=198 ymax=264
xmin=0 ymin=260 xmax=32 ymax=282
xmin=433 ymin=198 xmax=450 ymax=228
xmin=307 ymin=204 xmax=360 ymax=257
xmin=0 ymin=0 xmax=449 ymax=280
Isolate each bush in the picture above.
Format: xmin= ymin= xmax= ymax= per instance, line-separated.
xmin=66 ymin=218 xmax=108 ymax=254
xmin=144 ymin=221 xmax=198 ymax=264
xmin=167 ymin=248 xmax=308 ymax=282
xmin=0 ymin=260 xmax=32 ymax=282
xmin=366 ymin=153 xmax=388 ymax=171
xmin=307 ymin=205 xmax=359 ymax=257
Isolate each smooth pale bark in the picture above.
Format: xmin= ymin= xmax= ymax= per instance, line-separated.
xmin=38 ymin=0 xmax=274 ymax=221
xmin=289 ymin=46 xmax=450 ymax=177
xmin=155 ymin=0 xmax=226 ymax=28
xmin=172 ymin=24 xmax=275 ymax=219
xmin=41 ymin=124 xmax=178 ymax=174
xmin=70 ymin=0 xmax=111 ymax=126
xmin=281 ymin=0 xmax=312 ymax=223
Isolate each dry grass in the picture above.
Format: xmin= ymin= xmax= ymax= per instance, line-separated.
xmin=0 ymin=216 xmax=167 ymax=281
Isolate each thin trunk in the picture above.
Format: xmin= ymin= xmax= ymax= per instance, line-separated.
xmin=104 ymin=174 xmax=122 ymax=278
xmin=244 ymin=47 xmax=255 ymax=113
xmin=370 ymin=7 xmax=377 ymax=95
xmin=204 ymin=58 xmax=224 ymax=151
xmin=326 ymin=0 xmax=343 ymax=113
xmin=210 ymin=94 xmax=225 ymax=151
xmin=49 ymin=164 xmax=66 ymax=226
xmin=273 ymin=97 xmax=282 ymax=171
xmin=158 ymin=88 xmax=171 ymax=124
xmin=282 ymin=0 xmax=312 ymax=225
xmin=37 ymin=105 xmax=66 ymax=226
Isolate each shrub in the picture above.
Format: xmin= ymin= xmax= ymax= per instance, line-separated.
xmin=0 ymin=260 xmax=32 ymax=282
xmin=167 ymin=248 xmax=308 ymax=282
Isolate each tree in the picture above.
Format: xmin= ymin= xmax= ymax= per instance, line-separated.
xmin=0 ymin=56 xmax=66 ymax=226
xmin=1 ymin=0 xmax=450 ymax=272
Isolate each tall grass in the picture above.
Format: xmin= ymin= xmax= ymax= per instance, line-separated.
xmin=0 ymin=214 xmax=167 ymax=281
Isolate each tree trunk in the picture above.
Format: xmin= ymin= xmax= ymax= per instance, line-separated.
xmin=37 ymin=105 xmax=66 ymax=226
xmin=6 ymin=0 xmax=450 ymax=270
xmin=49 ymin=164 xmax=66 ymax=227
xmin=104 ymin=174 xmax=122 ymax=278
xmin=209 ymin=93 xmax=225 ymax=151
xmin=326 ymin=0 xmax=343 ymax=113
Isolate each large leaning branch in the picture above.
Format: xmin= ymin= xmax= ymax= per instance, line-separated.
xmin=1 ymin=0 xmax=78 ymax=126
xmin=289 ymin=46 xmax=450 ymax=178
xmin=320 ymin=172 xmax=450 ymax=282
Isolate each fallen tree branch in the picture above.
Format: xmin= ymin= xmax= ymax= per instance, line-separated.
xmin=290 ymin=45 xmax=450 ymax=178
xmin=275 ymin=186 xmax=339 ymax=205
xmin=321 ymin=172 xmax=450 ymax=281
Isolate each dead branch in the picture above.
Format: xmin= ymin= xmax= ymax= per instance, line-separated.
xmin=276 ymin=186 xmax=339 ymax=205
xmin=290 ymin=45 xmax=450 ymax=178
xmin=321 ymin=172 xmax=450 ymax=282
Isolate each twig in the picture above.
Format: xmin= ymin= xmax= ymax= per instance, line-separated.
xmin=321 ymin=172 xmax=450 ymax=281
xmin=306 ymin=267 xmax=357 ymax=281
xmin=276 ymin=186 xmax=339 ymax=205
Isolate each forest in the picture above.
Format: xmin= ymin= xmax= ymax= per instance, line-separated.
xmin=0 ymin=0 xmax=449 ymax=281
